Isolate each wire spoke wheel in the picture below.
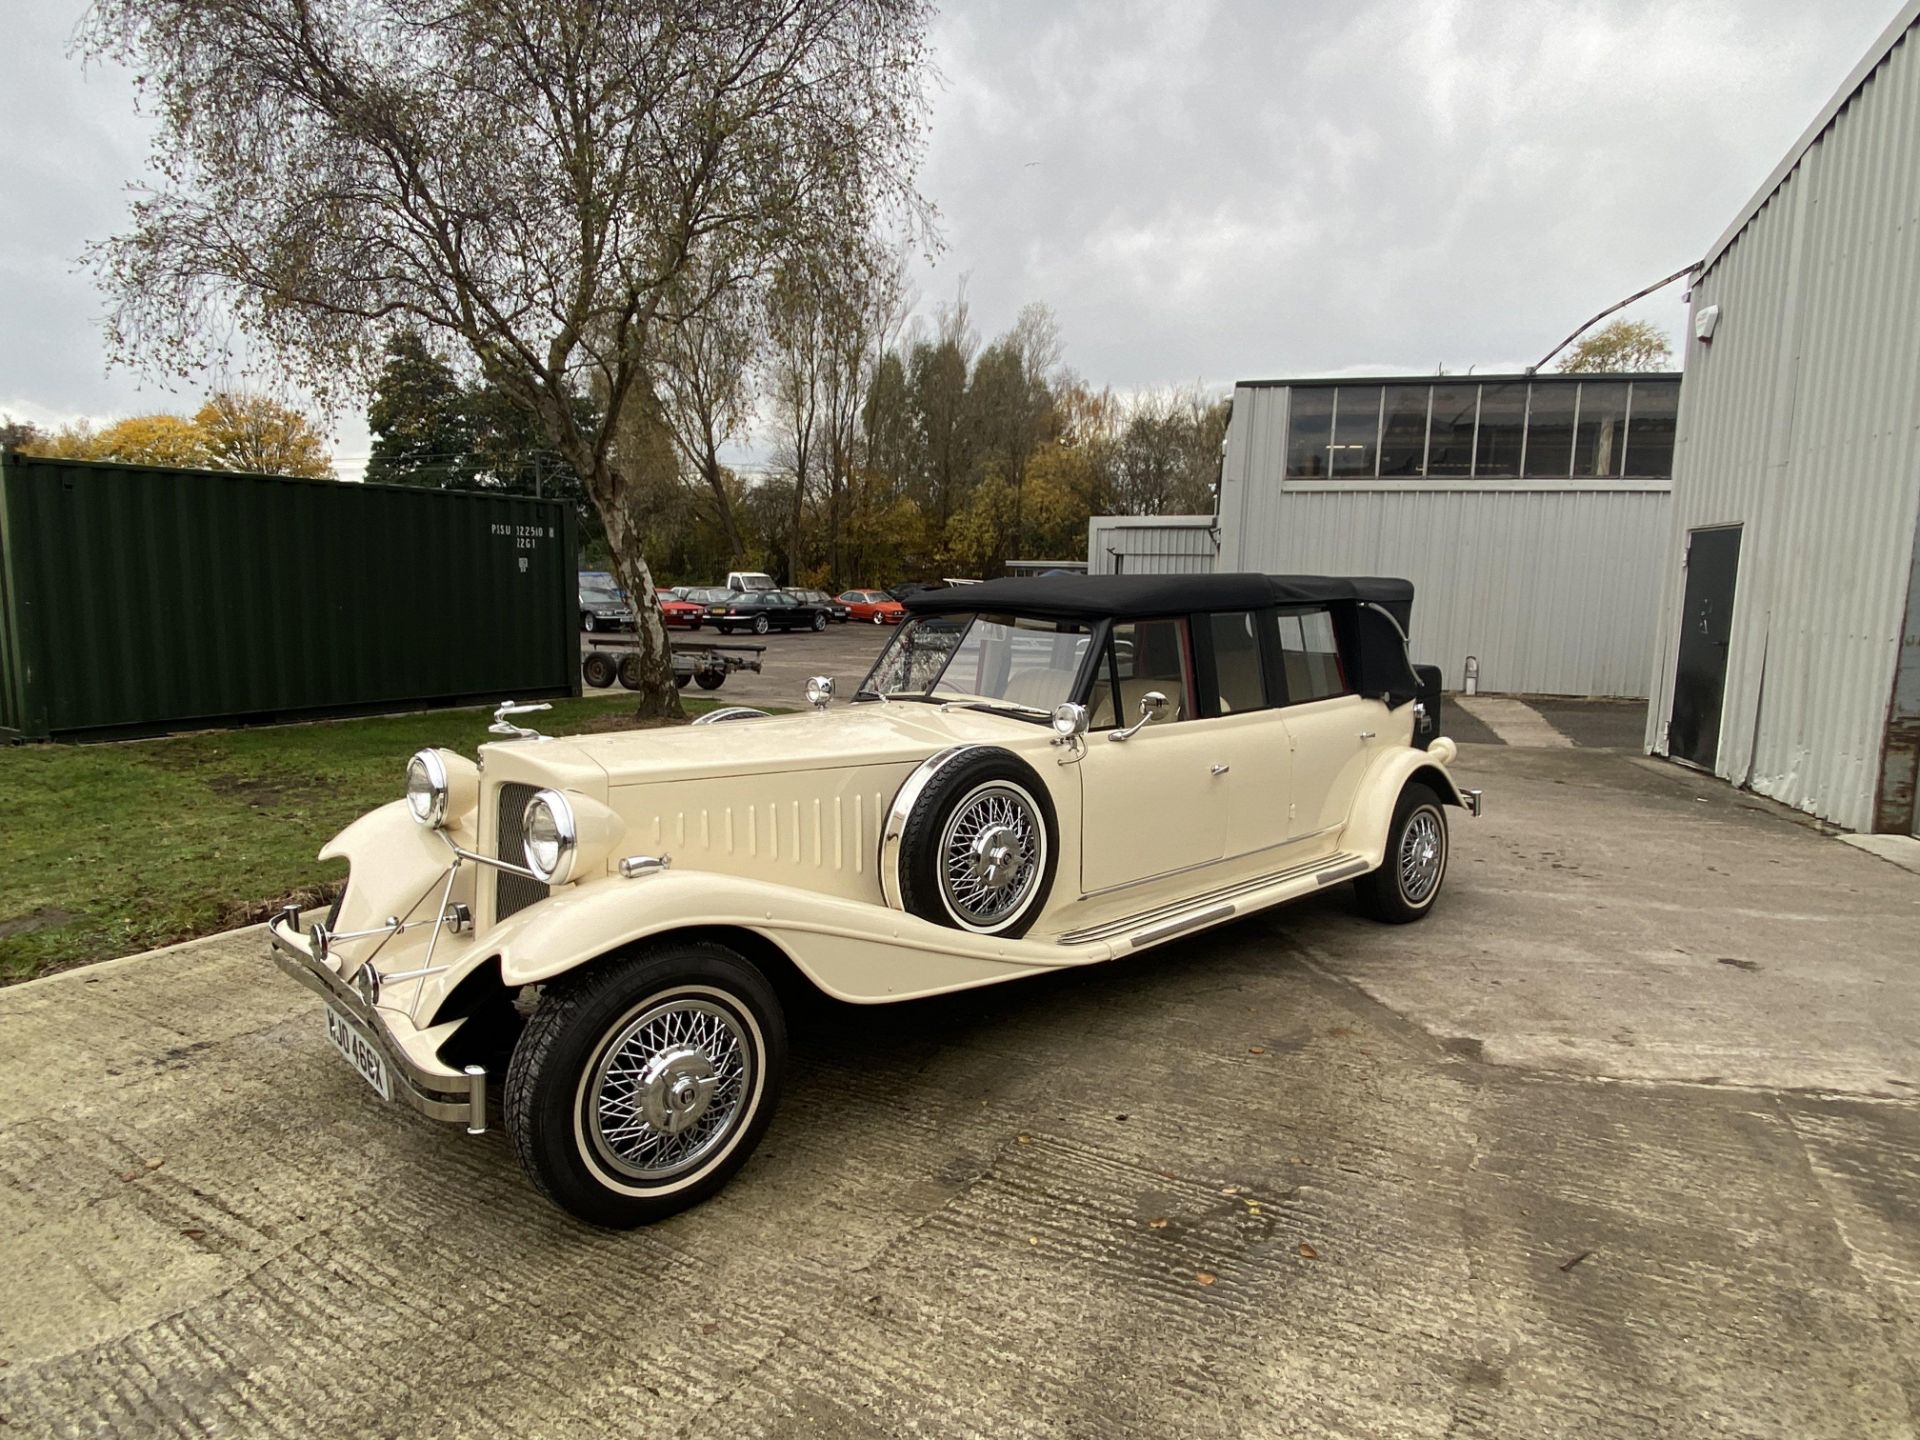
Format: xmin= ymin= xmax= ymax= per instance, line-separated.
xmin=1397 ymin=808 xmax=1445 ymax=905
xmin=585 ymin=997 xmax=752 ymax=1183
xmin=938 ymin=782 xmax=1042 ymax=929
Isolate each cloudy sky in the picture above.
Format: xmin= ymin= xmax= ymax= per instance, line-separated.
xmin=0 ymin=0 xmax=1900 ymax=478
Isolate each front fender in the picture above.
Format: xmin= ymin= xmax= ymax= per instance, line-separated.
xmin=1341 ymin=739 xmax=1474 ymax=870
xmin=486 ymin=869 xmax=1118 ymax=1003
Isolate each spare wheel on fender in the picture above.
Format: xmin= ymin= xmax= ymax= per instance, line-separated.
xmin=887 ymin=747 xmax=1059 ymax=938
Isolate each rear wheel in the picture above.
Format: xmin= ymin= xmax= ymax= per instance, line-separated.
xmin=582 ymin=613 xmax=597 ymax=633
xmin=504 ymin=943 xmax=786 ymax=1227
xmin=673 ymin=672 xmax=690 ymax=690
xmin=752 ymin=614 xmax=770 ymax=635
xmin=1354 ymin=783 xmax=1448 ymax=924
xmin=694 ymin=672 xmax=725 ymax=691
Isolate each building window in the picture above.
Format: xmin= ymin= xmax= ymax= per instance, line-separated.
xmin=1329 ymin=386 xmax=1382 ymax=477
xmin=1522 ymin=383 xmax=1576 ymax=476
xmin=1474 ymin=383 xmax=1527 ymax=477
xmin=1623 ymin=380 xmax=1678 ymax=475
xmin=1272 ymin=608 xmax=1347 ymax=703
xmin=1573 ymin=381 xmax=1630 ymax=477
xmin=1284 ymin=389 xmax=1335 ymax=477
xmin=1426 ymin=385 xmax=1479 ymax=477
xmin=1281 ymin=376 xmax=1677 ymax=484
xmin=1378 ymin=385 xmax=1430 ymax=476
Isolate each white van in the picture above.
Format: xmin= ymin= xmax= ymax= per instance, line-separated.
xmin=727 ymin=571 xmax=777 ymax=593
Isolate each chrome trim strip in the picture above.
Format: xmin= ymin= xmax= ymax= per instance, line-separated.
xmin=1130 ymin=905 xmax=1236 ymax=948
xmin=1315 ymin=858 xmax=1372 ymax=885
xmin=878 ymin=746 xmax=976 ymax=913
xmin=267 ymin=918 xmax=480 ymax=1128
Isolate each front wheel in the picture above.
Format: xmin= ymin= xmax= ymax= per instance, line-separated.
xmin=872 ymin=613 xmax=884 ymax=625
xmin=1354 ymin=783 xmax=1448 ymax=924
xmin=504 ymin=943 xmax=786 ymax=1228
xmin=811 ymin=612 xmax=827 ymax=632
xmin=582 ymin=613 xmax=597 ymax=633
xmin=694 ymin=671 xmax=724 ymax=691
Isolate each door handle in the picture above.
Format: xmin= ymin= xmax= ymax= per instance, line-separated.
xmin=1210 ymin=764 xmax=1230 ymax=775
xmin=1357 ymin=731 xmax=1376 ymax=740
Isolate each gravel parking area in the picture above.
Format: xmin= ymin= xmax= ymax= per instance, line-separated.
xmin=4 ymin=738 xmax=1917 ymax=1437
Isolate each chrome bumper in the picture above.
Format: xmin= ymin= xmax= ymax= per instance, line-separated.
xmin=267 ymin=917 xmax=488 ymax=1133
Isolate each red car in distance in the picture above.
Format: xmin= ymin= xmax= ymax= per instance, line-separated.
xmin=659 ymin=594 xmax=705 ymax=629
xmin=838 ymin=589 xmax=906 ymax=624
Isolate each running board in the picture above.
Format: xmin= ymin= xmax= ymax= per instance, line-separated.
xmin=1056 ymin=851 xmax=1371 ymax=948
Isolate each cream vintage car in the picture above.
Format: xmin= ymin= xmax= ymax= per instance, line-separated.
xmin=268 ymin=573 xmax=1479 ymax=1226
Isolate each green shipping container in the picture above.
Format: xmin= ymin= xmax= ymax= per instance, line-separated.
xmin=0 ymin=452 xmax=581 ymax=740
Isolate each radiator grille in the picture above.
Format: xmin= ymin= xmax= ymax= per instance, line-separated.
xmin=494 ymin=781 xmax=551 ymax=921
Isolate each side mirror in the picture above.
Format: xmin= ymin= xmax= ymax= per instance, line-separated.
xmin=1109 ymin=690 xmax=1168 ymax=743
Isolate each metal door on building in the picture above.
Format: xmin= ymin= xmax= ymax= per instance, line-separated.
xmin=1669 ymin=525 xmax=1742 ymax=769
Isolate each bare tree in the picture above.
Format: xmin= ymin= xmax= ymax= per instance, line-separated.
xmin=82 ymin=0 xmax=933 ymax=715
xmin=656 ymin=269 xmax=760 ymax=565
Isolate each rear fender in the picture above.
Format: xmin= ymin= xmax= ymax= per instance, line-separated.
xmin=1342 ymin=743 xmax=1472 ymax=870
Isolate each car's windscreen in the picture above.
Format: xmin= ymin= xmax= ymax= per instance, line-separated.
xmin=859 ymin=614 xmax=1091 ymax=712
xmin=581 ymin=586 xmax=623 ymax=604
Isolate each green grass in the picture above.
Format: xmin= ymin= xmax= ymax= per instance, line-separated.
xmin=0 ymin=695 xmax=728 ymax=985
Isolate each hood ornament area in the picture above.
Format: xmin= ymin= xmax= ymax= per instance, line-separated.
xmin=489 ymin=700 xmax=552 ymax=740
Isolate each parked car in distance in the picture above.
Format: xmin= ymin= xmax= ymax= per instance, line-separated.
xmin=267 ymin=571 xmax=1479 ymax=1228
xmin=727 ymin=571 xmax=777 ymax=593
xmin=838 ymin=588 xmax=906 ymax=624
xmin=659 ymin=594 xmax=704 ymax=629
xmin=579 ymin=579 xmax=634 ymax=632
xmin=680 ymin=586 xmax=733 ymax=619
xmin=709 ymin=589 xmax=831 ymax=634
xmin=789 ymin=587 xmax=851 ymax=623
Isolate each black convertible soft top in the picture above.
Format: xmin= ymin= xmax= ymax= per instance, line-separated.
xmin=903 ymin=571 xmax=1422 ymax=706
xmin=903 ymin=572 xmax=1414 ymax=626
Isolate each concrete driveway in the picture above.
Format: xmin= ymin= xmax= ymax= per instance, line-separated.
xmin=3 ymin=739 xmax=1917 ymax=1438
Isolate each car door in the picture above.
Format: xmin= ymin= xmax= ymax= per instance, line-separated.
xmin=1271 ymin=608 xmax=1376 ymax=840
xmin=1074 ymin=618 xmax=1228 ymax=894
xmin=1195 ymin=610 xmax=1294 ymax=862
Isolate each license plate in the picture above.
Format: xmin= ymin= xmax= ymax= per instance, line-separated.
xmin=326 ymin=1003 xmax=393 ymax=1102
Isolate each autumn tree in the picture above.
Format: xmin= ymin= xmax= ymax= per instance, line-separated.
xmin=195 ymin=391 xmax=334 ymax=477
xmin=1558 ymin=319 xmax=1673 ymax=373
xmin=85 ymin=0 xmax=935 ymax=718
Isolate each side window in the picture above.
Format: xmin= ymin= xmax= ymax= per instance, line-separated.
xmin=1206 ymin=611 xmax=1267 ymax=714
xmin=1273 ymin=608 xmax=1348 ymax=704
xmin=1089 ymin=618 xmax=1192 ymax=728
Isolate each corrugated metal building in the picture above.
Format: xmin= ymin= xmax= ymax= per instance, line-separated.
xmin=1645 ymin=2 xmax=1920 ymax=837
xmin=1093 ymin=372 xmax=1681 ymax=698
xmin=1087 ymin=514 xmax=1220 ymax=575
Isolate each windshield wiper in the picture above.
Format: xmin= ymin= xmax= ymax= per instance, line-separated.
xmin=936 ymin=699 xmax=1052 ymax=722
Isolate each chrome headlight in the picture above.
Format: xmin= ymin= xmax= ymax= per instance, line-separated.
xmin=523 ymin=789 xmax=578 ymax=884
xmin=805 ymin=675 xmax=834 ymax=709
xmin=406 ymin=749 xmax=450 ymax=828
